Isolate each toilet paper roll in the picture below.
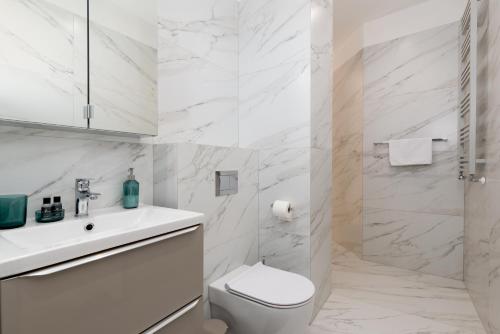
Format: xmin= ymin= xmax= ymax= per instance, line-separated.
xmin=272 ymin=200 xmax=292 ymax=221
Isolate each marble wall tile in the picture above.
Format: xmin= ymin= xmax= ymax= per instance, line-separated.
xmin=310 ymin=0 xmax=333 ymax=315
xmin=154 ymin=143 xmax=259 ymax=317
xmin=484 ymin=1 xmax=500 ymax=181
xmin=365 ymin=150 xmax=460 ymax=178
xmin=238 ymin=0 xmax=311 ymax=149
xmin=364 ymin=208 xmax=464 ymax=279
xmin=363 ymin=23 xmax=460 ymax=152
xmin=463 ymin=2 xmax=490 ymax=316
xmin=310 ymin=148 xmax=332 ymax=313
xmin=0 ymin=126 xmax=153 ymax=218
xmin=490 ymin=182 xmax=500 ymax=334
xmin=364 ymin=176 xmax=463 ymax=217
xmin=333 ymin=52 xmax=364 ymax=157
xmin=465 ymin=179 xmax=493 ymax=331
xmin=259 ymin=148 xmax=311 ymax=277
xmin=311 ymin=0 xmax=333 ymax=150
xmin=487 ymin=0 xmax=500 ymax=333
xmin=332 ymin=52 xmax=364 ymax=255
xmin=156 ymin=0 xmax=238 ymax=146
xmin=153 ymin=144 xmax=178 ymax=208
xmin=362 ymin=23 xmax=464 ymax=279
xmin=332 ymin=150 xmax=363 ymax=254
xmin=465 ymin=1 xmax=500 ymax=333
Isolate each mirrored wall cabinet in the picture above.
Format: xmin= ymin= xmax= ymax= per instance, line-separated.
xmin=0 ymin=0 xmax=158 ymax=136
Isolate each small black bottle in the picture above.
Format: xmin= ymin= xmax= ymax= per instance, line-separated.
xmin=41 ymin=197 xmax=51 ymax=214
xmin=51 ymin=196 xmax=62 ymax=213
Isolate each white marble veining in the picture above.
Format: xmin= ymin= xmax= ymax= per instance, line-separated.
xmin=364 ymin=208 xmax=463 ymax=279
xmin=308 ymin=246 xmax=486 ymax=334
xmin=311 ymin=0 xmax=333 ymax=150
xmin=238 ymin=0 xmax=311 ymax=149
xmin=0 ymin=0 xmax=86 ymax=128
xmin=364 ymin=175 xmax=463 ymax=217
xmin=310 ymin=148 xmax=333 ymax=312
xmin=0 ymin=126 xmax=153 ymax=219
xmin=156 ymin=0 xmax=238 ymax=146
xmin=363 ymin=24 xmax=460 ymax=151
xmin=332 ymin=51 xmax=364 ymax=256
xmin=362 ymin=23 xmax=464 ymax=279
xmin=153 ymin=143 xmax=259 ymax=316
xmin=488 ymin=0 xmax=500 ymax=332
xmin=464 ymin=1 xmax=500 ymax=332
xmin=464 ymin=178 xmax=491 ymax=331
xmin=310 ymin=0 xmax=333 ymax=315
xmin=153 ymin=144 xmax=178 ymax=209
xmin=259 ymin=148 xmax=311 ymax=277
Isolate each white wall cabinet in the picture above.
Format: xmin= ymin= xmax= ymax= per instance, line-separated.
xmin=88 ymin=0 xmax=158 ymax=135
xmin=0 ymin=0 xmax=158 ymax=136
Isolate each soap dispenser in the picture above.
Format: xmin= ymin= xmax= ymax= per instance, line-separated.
xmin=123 ymin=168 xmax=139 ymax=209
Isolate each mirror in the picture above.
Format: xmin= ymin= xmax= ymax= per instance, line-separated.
xmin=0 ymin=0 xmax=158 ymax=136
xmin=0 ymin=0 xmax=87 ymax=129
xmin=88 ymin=0 xmax=158 ymax=135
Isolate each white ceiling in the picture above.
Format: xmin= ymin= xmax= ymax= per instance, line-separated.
xmin=334 ymin=0 xmax=428 ymax=46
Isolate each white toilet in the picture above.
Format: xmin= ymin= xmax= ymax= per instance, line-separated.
xmin=208 ymin=262 xmax=315 ymax=334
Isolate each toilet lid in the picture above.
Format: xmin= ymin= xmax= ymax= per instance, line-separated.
xmin=225 ymin=262 xmax=315 ymax=309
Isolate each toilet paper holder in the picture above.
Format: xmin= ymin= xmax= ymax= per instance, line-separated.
xmin=270 ymin=202 xmax=292 ymax=213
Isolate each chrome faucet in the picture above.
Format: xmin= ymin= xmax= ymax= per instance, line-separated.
xmin=75 ymin=179 xmax=101 ymax=217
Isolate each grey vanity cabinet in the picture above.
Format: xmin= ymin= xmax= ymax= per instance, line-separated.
xmin=0 ymin=225 xmax=203 ymax=334
xmin=144 ymin=300 xmax=204 ymax=334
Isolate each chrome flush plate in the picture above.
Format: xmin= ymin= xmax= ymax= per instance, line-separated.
xmin=215 ymin=171 xmax=238 ymax=196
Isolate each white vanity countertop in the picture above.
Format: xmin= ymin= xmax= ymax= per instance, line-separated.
xmin=0 ymin=205 xmax=204 ymax=279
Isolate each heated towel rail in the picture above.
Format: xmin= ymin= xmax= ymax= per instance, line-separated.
xmin=373 ymin=138 xmax=448 ymax=145
xmin=458 ymin=0 xmax=480 ymax=180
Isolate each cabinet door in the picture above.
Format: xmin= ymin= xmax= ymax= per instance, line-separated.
xmin=88 ymin=0 xmax=158 ymax=135
xmin=0 ymin=225 xmax=203 ymax=334
xmin=0 ymin=0 xmax=87 ymax=128
xmin=141 ymin=299 xmax=203 ymax=334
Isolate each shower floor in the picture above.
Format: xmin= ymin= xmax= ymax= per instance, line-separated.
xmin=308 ymin=245 xmax=486 ymax=334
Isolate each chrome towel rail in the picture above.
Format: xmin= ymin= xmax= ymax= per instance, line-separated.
xmin=373 ymin=138 xmax=448 ymax=145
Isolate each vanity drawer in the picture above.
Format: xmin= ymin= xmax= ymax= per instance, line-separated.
xmin=141 ymin=298 xmax=203 ymax=334
xmin=0 ymin=225 xmax=203 ymax=334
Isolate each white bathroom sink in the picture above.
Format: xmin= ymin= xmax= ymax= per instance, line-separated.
xmin=0 ymin=205 xmax=204 ymax=278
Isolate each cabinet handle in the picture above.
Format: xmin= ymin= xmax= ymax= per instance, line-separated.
xmin=141 ymin=298 xmax=200 ymax=334
xmin=16 ymin=225 xmax=200 ymax=278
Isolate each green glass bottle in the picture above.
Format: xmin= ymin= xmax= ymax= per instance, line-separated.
xmin=123 ymin=168 xmax=139 ymax=209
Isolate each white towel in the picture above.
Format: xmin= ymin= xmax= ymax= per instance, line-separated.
xmin=388 ymin=138 xmax=433 ymax=166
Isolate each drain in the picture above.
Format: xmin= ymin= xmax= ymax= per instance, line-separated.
xmin=84 ymin=223 xmax=95 ymax=231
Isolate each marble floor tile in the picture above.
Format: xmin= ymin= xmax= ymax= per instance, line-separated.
xmin=309 ymin=246 xmax=486 ymax=334
xmin=308 ymin=295 xmax=475 ymax=334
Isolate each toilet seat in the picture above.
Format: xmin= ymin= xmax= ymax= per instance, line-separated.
xmin=224 ymin=262 xmax=315 ymax=309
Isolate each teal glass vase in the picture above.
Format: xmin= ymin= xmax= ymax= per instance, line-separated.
xmin=0 ymin=195 xmax=27 ymax=229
